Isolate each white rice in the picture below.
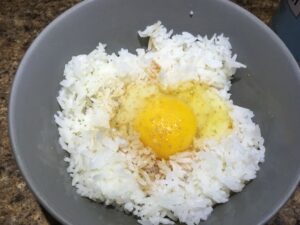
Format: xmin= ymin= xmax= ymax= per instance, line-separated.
xmin=55 ymin=21 xmax=265 ymax=225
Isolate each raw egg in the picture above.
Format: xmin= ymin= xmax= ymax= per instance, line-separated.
xmin=134 ymin=95 xmax=197 ymax=159
xmin=111 ymin=81 xmax=233 ymax=158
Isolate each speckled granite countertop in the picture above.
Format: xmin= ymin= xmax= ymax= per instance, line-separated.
xmin=0 ymin=0 xmax=299 ymax=224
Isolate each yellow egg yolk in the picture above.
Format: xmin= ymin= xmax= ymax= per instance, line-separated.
xmin=134 ymin=96 xmax=197 ymax=159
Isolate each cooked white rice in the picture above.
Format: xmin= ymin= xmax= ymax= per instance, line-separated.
xmin=55 ymin=21 xmax=265 ymax=225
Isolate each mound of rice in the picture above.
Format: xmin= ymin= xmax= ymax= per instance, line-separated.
xmin=55 ymin=22 xmax=265 ymax=225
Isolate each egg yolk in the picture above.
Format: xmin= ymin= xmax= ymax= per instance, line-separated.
xmin=134 ymin=96 xmax=197 ymax=159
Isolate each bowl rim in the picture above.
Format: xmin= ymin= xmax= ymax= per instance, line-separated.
xmin=8 ymin=0 xmax=300 ymax=225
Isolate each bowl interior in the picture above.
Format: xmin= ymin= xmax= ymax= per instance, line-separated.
xmin=9 ymin=0 xmax=300 ymax=225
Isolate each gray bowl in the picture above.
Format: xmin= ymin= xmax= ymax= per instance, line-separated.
xmin=9 ymin=0 xmax=300 ymax=225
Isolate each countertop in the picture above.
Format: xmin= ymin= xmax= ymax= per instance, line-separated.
xmin=0 ymin=0 xmax=299 ymax=224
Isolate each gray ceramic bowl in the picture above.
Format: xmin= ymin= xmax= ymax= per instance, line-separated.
xmin=9 ymin=0 xmax=300 ymax=225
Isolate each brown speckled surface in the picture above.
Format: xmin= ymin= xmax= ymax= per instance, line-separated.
xmin=0 ymin=0 xmax=299 ymax=225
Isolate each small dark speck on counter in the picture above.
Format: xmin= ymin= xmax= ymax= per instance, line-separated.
xmin=0 ymin=0 xmax=299 ymax=225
